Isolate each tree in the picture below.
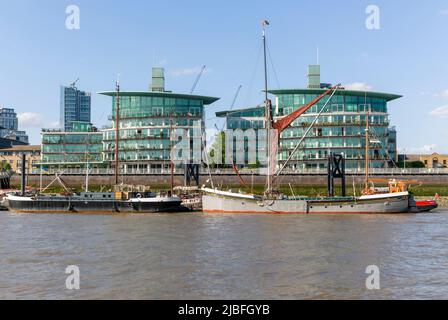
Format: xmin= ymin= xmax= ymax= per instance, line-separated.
xmin=0 ymin=161 xmax=11 ymax=172
xmin=208 ymin=131 xmax=226 ymax=168
xmin=397 ymin=161 xmax=426 ymax=168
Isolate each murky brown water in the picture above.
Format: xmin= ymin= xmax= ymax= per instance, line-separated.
xmin=1 ymin=211 xmax=448 ymax=299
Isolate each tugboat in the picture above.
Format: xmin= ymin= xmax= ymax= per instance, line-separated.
xmin=202 ymin=20 xmax=416 ymax=215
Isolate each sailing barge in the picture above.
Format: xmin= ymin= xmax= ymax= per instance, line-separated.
xmin=202 ymin=20 xmax=433 ymax=215
xmin=202 ymin=189 xmax=411 ymax=214
xmin=6 ymin=79 xmax=184 ymax=214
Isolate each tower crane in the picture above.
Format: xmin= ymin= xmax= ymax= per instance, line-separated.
xmin=70 ymin=78 xmax=79 ymax=88
xmin=230 ymin=85 xmax=242 ymax=110
xmin=190 ymin=65 xmax=206 ymax=94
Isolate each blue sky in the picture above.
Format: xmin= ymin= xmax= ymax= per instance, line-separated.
xmin=0 ymin=0 xmax=447 ymax=153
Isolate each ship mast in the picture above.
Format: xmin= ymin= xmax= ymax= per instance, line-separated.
xmin=364 ymin=107 xmax=370 ymax=191
xmin=262 ymin=20 xmax=272 ymax=194
xmin=170 ymin=115 xmax=174 ymax=194
xmin=114 ymin=76 xmax=121 ymax=185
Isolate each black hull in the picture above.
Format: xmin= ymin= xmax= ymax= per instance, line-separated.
xmin=7 ymin=199 xmax=183 ymax=214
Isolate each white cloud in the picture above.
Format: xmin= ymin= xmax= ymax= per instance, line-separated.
xmin=430 ymin=105 xmax=448 ymax=118
xmin=418 ymin=90 xmax=448 ymax=98
xmin=343 ymin=82 xmax=373 ymax=91
xmin=18 ymin=112 xmax=58 ymax=128
xmin=438 ymin=89 xmax=448 ymax=98
xmin=170 ymin=66 xmax=211 ymax=77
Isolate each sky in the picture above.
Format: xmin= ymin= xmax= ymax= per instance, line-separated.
xmin=0 ymin=0 xmax=447 ymax=153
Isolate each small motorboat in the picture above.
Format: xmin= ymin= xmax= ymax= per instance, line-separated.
xmin=411 ymin=200 xmax=438 ymax=213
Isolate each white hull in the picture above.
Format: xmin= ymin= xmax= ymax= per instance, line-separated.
xmin=202 ymin=189 xmax=411 ymax=214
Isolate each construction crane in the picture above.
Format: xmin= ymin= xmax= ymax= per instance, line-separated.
xmin=230 ymin=85 xmax=242 ymax=110
xmin=190 ymin=65 xmax=206 ymax=94
xmin=70 ymin=78 xmax=79 ymax=88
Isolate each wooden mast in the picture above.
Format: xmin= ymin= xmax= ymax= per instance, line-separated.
xmin=262 ymin=20 xmax=272 ymax=194
xmin=170 ymin=115 xmax=174 ymax=194
xmin=364 ymin=107 xmax=370 ymax=191
xmin=114 ymin=77 xmax=121 ymax=185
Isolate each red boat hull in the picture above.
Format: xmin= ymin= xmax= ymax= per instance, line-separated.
xmin=412 ymin=200 xmax=438 ymax=213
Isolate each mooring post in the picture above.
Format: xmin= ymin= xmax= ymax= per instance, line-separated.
xmin=21 ymin=153 xmax=26 ymax=196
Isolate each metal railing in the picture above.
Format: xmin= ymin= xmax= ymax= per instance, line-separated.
xmin=24 ymin=167 xmax=448 ymax=176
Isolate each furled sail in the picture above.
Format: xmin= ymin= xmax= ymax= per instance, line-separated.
xmin=272 ymin=85 xmax=339 ymax=134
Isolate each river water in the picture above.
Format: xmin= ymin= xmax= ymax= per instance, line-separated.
xmin=1 ymin=210 xmax=448 ymax=300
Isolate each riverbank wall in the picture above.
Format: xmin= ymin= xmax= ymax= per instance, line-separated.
xmin=12 ymin=173 xmax=448 ymax=187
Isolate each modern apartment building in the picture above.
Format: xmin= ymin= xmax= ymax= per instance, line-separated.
xmin=0 ymin=107 xmax=29 ymax=144
xmin=40 ymin=121 xmax=103 ymax=169
xmin=217 ymin=65 xmax=401 ymax=170
xmin=98 ymin=67 xmax=219 ymax=174
xmin=60 ymin=84 xmax=91 ymax=131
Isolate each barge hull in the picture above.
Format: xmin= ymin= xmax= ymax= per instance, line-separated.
xmin=7 ymin=198 xmax=182 ymax=213
xmin=202 ymin=193 xmax=411 ymax=214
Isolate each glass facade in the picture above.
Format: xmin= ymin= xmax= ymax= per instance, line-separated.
xmin=219 ymin=88 xmax=401 ymax=170
xmin=0 ymin=108 xmax=18 ymax=130
xmin=60 ymin=86 xmax=91 ymax=132
xmin=388 ymin=126 xmax=398 ymax=164
xmin=0 ymin=107 xmax=29 ymax=143
xmin=40 ymin=69 xmax=219 ymax=172
xmin=100 ymin=92 xmax=218 ymax=172
xmin=40 ymin=121 xmax=103 ymax=168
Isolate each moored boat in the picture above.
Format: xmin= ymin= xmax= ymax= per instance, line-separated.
xmin=410 ymin=200 xmax=438 ymax=213
xmin=6 ymin=191 xmax=183 ymax=214
xmin=201 ymin=21 xmax=426 ymax=215
xmin=202 ymin=188 xmax=411 ymax=214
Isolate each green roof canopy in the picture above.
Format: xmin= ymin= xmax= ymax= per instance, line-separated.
xmin=98 ymin=91 xmax=220 ymax=105
xmin=216 ymin=88 xmax=402 ymax=118
xmin=268 ymin=88 xmax=402 ymax=102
